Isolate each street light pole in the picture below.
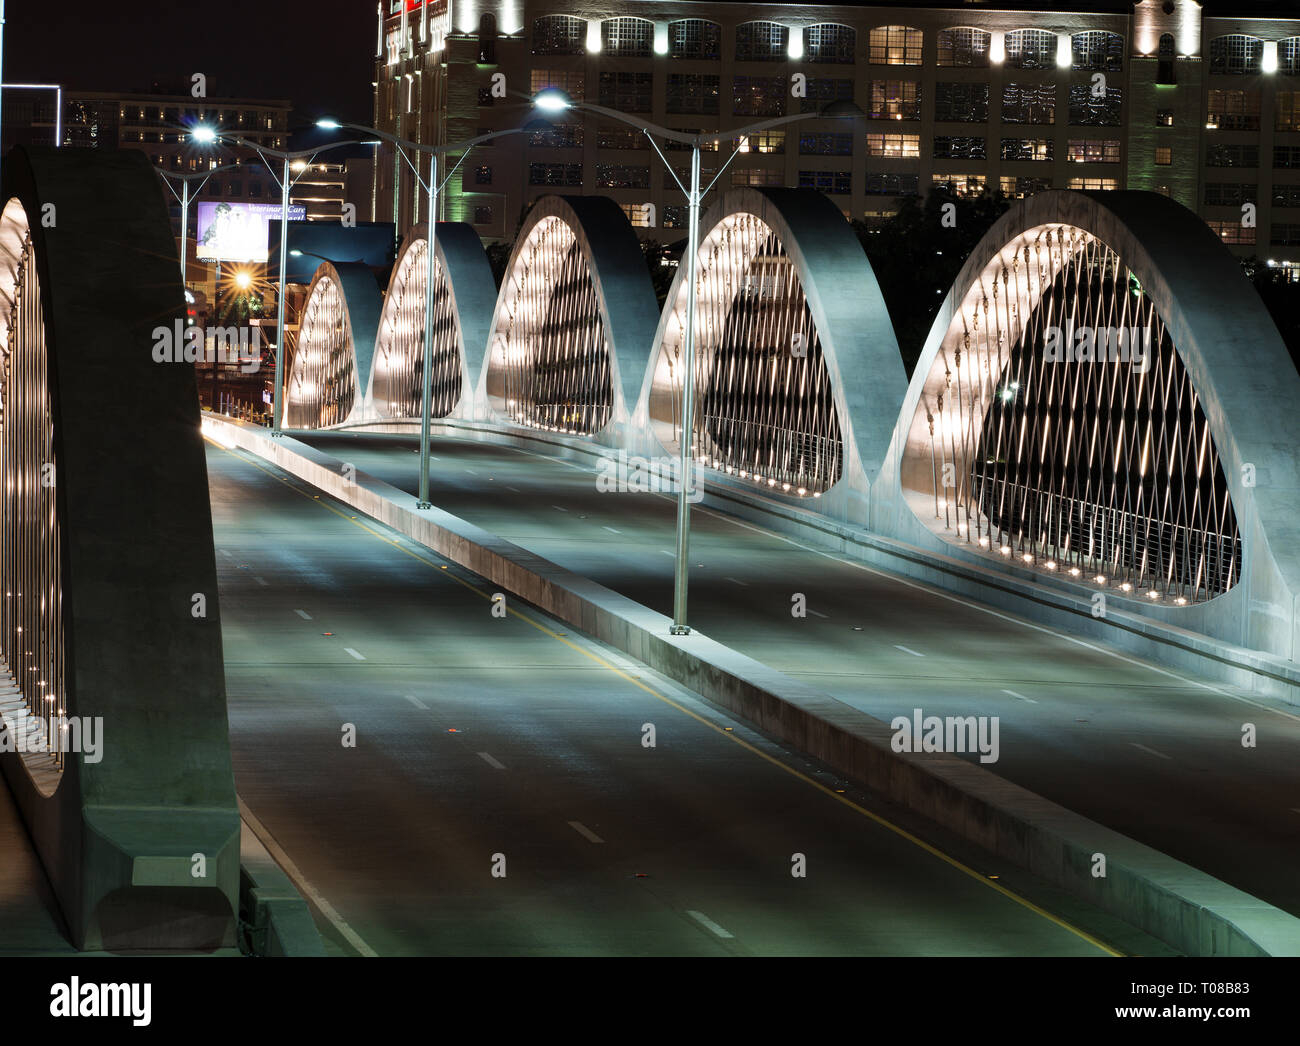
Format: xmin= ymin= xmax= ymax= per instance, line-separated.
xmin=671 ymin=142 xmax=702 ymax=634
xmin=273 ymin=154 xmax=290 ymax=434
xmin=529 ymin=90 xmax=863 ymax=635
xmin=417 ymin=150 xmax=438 ymax=509
xmin=317 ymin=117 xmax=530 ymax=509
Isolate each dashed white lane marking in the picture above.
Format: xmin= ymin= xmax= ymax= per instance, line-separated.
xmin=1002 ymin=689 xmax=1037 ymax=704
xmin=404 ymin=695 xmax=428 ymax=710
xmin=681 ymin=501 xmax=1300 ymax=726
xmin=568 ymin=820 xmax=604 ymax=844
xmin=725 ymin=577 xmax=748 ymax=587
xmin=238 ymin=798 xmax=378 ymax=958
xmin=553 ymin=505 xmax=567 ymax=512
xmin=1129 ymin=742 xmax=1172 ymax=761
xmin=477 ymin=751 xmax=506 ymax=770
xmin=603 ymin=526 xmax=622 ymax=534
xmin=894 ymin=644 xmax=925 ymax=658
xmin=344 ymin=648 xmax=366 ymax=661
xmin=254 ymin=576 xmax=269 ymax=587
xmin=220 ymin=549 xmax=232 ymax=558
xmin=659 ymin=549 xmax=675 ymax=557
xmin=807 ymin=609 xmax=829 ymax=619
xmin=505 ymin=486 xmax=520 ymax=493
xmin=294 ymin=609 xmax=312 ymax=620
xmin=687 ymin=910 xmax=735 ymax=939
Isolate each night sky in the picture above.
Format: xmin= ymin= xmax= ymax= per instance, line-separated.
xmin=5 ymin=0 xmax=376 ymax=125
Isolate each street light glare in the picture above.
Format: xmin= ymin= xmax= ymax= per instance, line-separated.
xmin=316 ymin=118 xmax=342 ymax=130
xmin=233 ymin=271 xmax=253 ymax=291
xmin=533 ymin=90 xmax=571 ymax=113
xmin=191 ymin=126 xmax=217 ymax=144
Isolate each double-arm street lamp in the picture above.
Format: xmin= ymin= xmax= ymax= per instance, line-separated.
xmin=315 ymin=118 xmax=531 ymax=510
xmin=531 ymin=89 xmax=864 ymax=635
xmin=156 ymin=160 xmax=246 ymax=288
xmin=194 ymin=126 xmax=371 ymax=435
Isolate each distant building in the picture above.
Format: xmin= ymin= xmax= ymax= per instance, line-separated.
xmin=372 ymin=0 xmax=1300 ymax=273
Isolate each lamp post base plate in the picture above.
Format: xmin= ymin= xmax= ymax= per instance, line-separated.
xmin=669 ymin=625 xmax=691 ymax=636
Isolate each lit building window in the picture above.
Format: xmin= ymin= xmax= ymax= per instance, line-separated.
xmin=799 ymin=77 xmax=854 ymax=114
xmin=799 ymin=132 xmax=853 ymax=156
xmin=595 ymin=164 xmax=650 ymax=189
xmin=1278 ymin=91 xmax=1300 ymax=132
xmin=866 ymin=133 xmax=920 ymax=158
xmin=1206 ymin=89 xmax=1260 ymax=131
xmin=1067 ymin=139 xmax=1121 ymax=163
xmin=1066 ymin=177 xmax=1118 ymax=190
xmin=1155 ymin=147 xmax=1172 ymax=166
xmin=731 ymin=167 xmax=784 ymax=187
xmin=1000 ymin=138 xmax=1053 ymax=162
xmin=474 ymin=206 xmax=493 ymax=226
xmin=530 ymin=70 xmax=585 ymax=101
xmin=620 ymin=202 xmax=654 ymax=227
xmin=931 ymin=173 xmax=986 ymax=197
xmin=868 ymin=25 xmax=922 ymax=66
xmin=1157 ymin=109 xmax=1174 ymax=127
xmin=1206 ymin=219 xmax=1255 ymax=244
xmin=598 ymin=72 xmax=652 ymax=113
xmin=1203 ymin=183 xmax=1255 ymax=207
xmin=1000 ymin=176 xmax=1052 ymax=198
xmin=868 ymin=80 xmax=921 ymax=120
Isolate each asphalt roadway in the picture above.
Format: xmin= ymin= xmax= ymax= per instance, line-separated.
xmin=294 ymin=430 xmax=1300 ymax=923
xmin=207 ymin=438 xmax=1173 ymax=957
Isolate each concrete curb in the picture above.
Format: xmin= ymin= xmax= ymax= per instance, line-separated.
xmin=206 ymin=415 xmax=1300 ymax=957
xmin=238 ymin=823 xmax=325 ymax=957
xmin=345 ymin=418 xmax=1300 ymax=705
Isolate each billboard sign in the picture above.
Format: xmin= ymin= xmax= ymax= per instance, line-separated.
xmin=196 ymin=201 xmax=307 ymax=263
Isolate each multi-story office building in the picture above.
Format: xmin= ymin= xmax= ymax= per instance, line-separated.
xmin=372 ymin=0 xmax=1300 ymax=268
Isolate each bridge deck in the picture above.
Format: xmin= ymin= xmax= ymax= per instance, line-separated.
xmin=206 ymin=439 xmax=1172 ymax=956
xmin=297 ymin=431 xmax=1300 ymax=922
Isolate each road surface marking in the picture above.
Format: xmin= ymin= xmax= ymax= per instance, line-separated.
xmin=725 ymin=577 xmax=749 ymax=587
xmin=212 ymin=441 xmax=1122 ymax=957
xmin=505 ymin=486 xmax=520 ymax=493
xmin=238 ymin=797 xmax=378 ymax=958
xmin=294 ymin=609 xmax=312 ymax=620
xmin=1002 ymin=689 xmax=1037 ymax=703
xmin=254 ymin=576 xmax=269 ymax=587
xmin=894 ymin=644 xmax=925 ymax=657
xmin=404 ymin=695 xmax=428 ymax=710
xmin=344 ymin=647 xmax=366 ymax=661
xmin=553 ymin=505 xmax=567 ymax=512
xmin=1129 ymin=742 xmax=1172 ymax=760
xmin=466 ymin=468 xmax=477 ymax=475
xmin=678 ymin=501 xmax=1300 ymax=726
xmin=659 ymin=549 xmax=674 ymax=557
xmin=220 ymin=549 xmax=232 ymax=558
xmin=807 ymin=609 xmax=829 ymax=619
xmin=477 ymin=751 xmax=506 ymax=770
xmin=687 ymin=910 xmax=734 ymax=939
xmin=603 ymin=526 xmax=622 ymax=534
xmin=568 ymin=820 xmax=604 ymax=844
